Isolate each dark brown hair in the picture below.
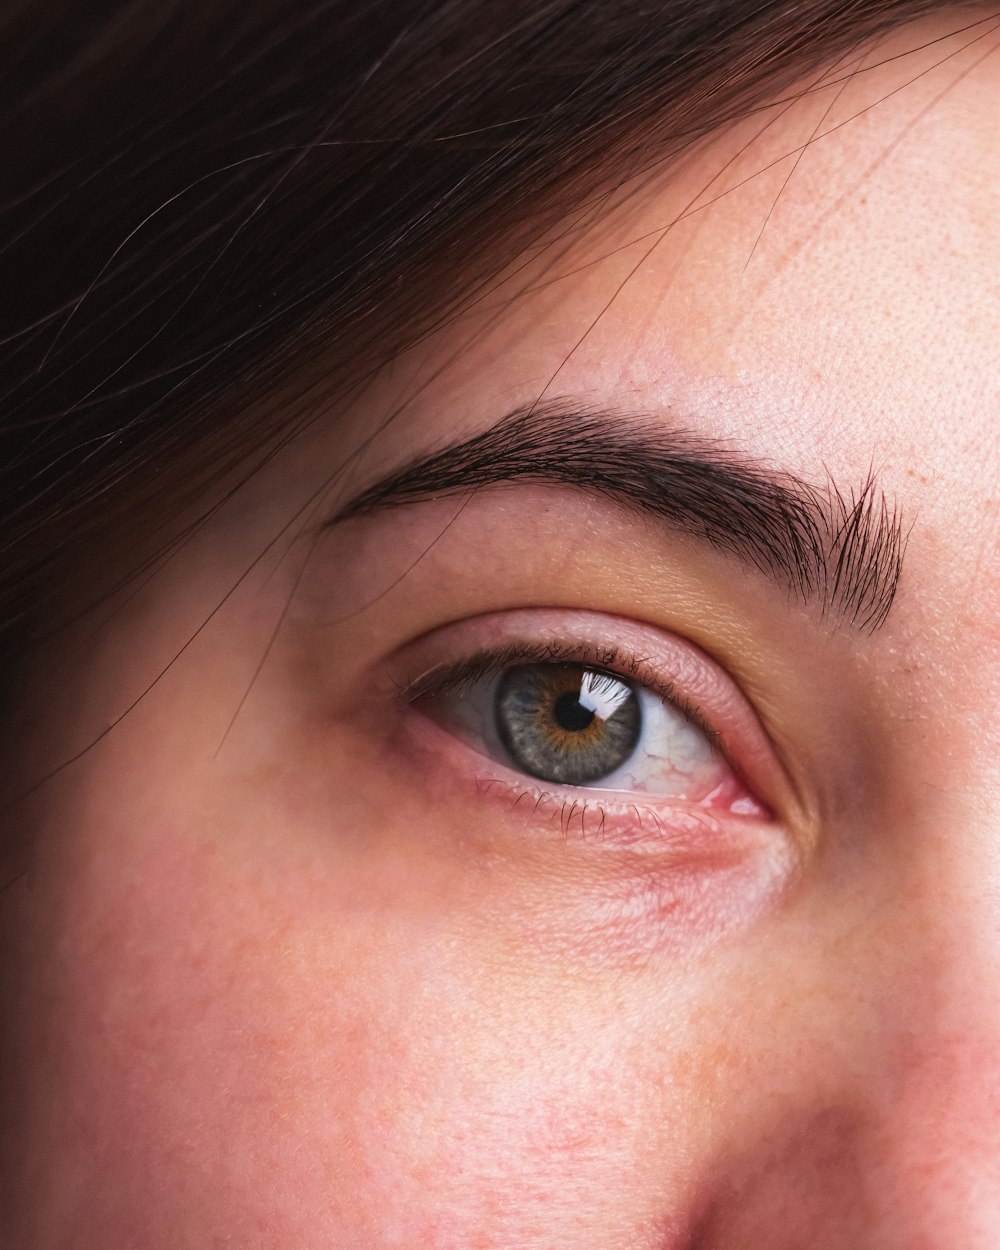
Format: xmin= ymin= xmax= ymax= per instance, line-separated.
xmin=0 ymin=0 xmax=983 ymax=661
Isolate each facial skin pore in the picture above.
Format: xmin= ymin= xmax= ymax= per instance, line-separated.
xmin=2 ymin=14 xmax=999 ymax=1248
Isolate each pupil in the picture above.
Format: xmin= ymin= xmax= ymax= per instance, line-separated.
xmin=552 ymin=692 xmax=595 ymax=733
xmin=494 ymin=663 xmax=642 ymax=787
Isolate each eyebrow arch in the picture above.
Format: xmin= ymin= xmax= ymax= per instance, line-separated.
xmin=329 ymin=401 xmax=905 ymax=632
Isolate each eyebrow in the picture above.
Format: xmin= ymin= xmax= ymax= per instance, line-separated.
xmin=330 ymin=402 xmax=905 ymax=632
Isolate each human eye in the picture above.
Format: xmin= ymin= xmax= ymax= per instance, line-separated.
xmin=393 ymin=608 xmax=777 ymax=834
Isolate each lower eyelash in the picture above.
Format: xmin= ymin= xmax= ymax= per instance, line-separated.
xmin=477 ymin=776 xmax=606 ymax=840
xmin=473 ymin=772 xmax=744 ymax=853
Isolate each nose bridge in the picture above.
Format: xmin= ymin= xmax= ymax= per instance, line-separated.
xmin=860 ymin=798 xmax=1000 ymax=1244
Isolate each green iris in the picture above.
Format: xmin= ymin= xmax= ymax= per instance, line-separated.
xmin=495 ymin=663 xmax=641 ymax=785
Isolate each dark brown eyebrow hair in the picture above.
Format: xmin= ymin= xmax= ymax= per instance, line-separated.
xmin=330 ymin=401 xmax=905 ymax=632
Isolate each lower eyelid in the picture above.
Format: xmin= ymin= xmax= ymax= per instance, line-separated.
xmin=403 ymin=699 xmax=773 ymax=850
xmin=474 ymin=772 xmax=771 ymax=852
xmin=381 ymin=708 xmax=800 ymax=958
xmin=415 ymin=668 xmax=764 ymax=814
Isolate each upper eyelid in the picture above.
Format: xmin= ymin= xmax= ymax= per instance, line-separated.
xmin=402 ymin=640 xmax=720 ymax=748
xmin=328 ymin=404 xmax=905 ymax=634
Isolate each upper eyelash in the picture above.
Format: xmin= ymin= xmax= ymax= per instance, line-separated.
xmin=400 ymin=638 xmax=722 ymax=751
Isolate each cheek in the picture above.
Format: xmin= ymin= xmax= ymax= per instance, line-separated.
xmin=3 ymin=683 xmax=838 ymax=1250
xmin=3 ymin=762 xmax=735 ymax=1249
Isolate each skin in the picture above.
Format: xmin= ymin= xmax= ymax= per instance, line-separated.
xmin=2 ymin=12 xmax=999 ymax=1247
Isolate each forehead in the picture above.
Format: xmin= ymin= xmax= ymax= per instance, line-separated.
xmin=333 ymin=12 xmax=998 ymax=617
xmin=351 ymin=14 xmax=998 ymax=472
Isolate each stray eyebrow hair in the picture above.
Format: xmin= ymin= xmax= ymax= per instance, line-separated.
xmin=331 ymin=402 xmax=905 ymax=632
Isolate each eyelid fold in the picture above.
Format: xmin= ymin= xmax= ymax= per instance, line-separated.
xmin=389 ymin=607 xmax=800 ymax=829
